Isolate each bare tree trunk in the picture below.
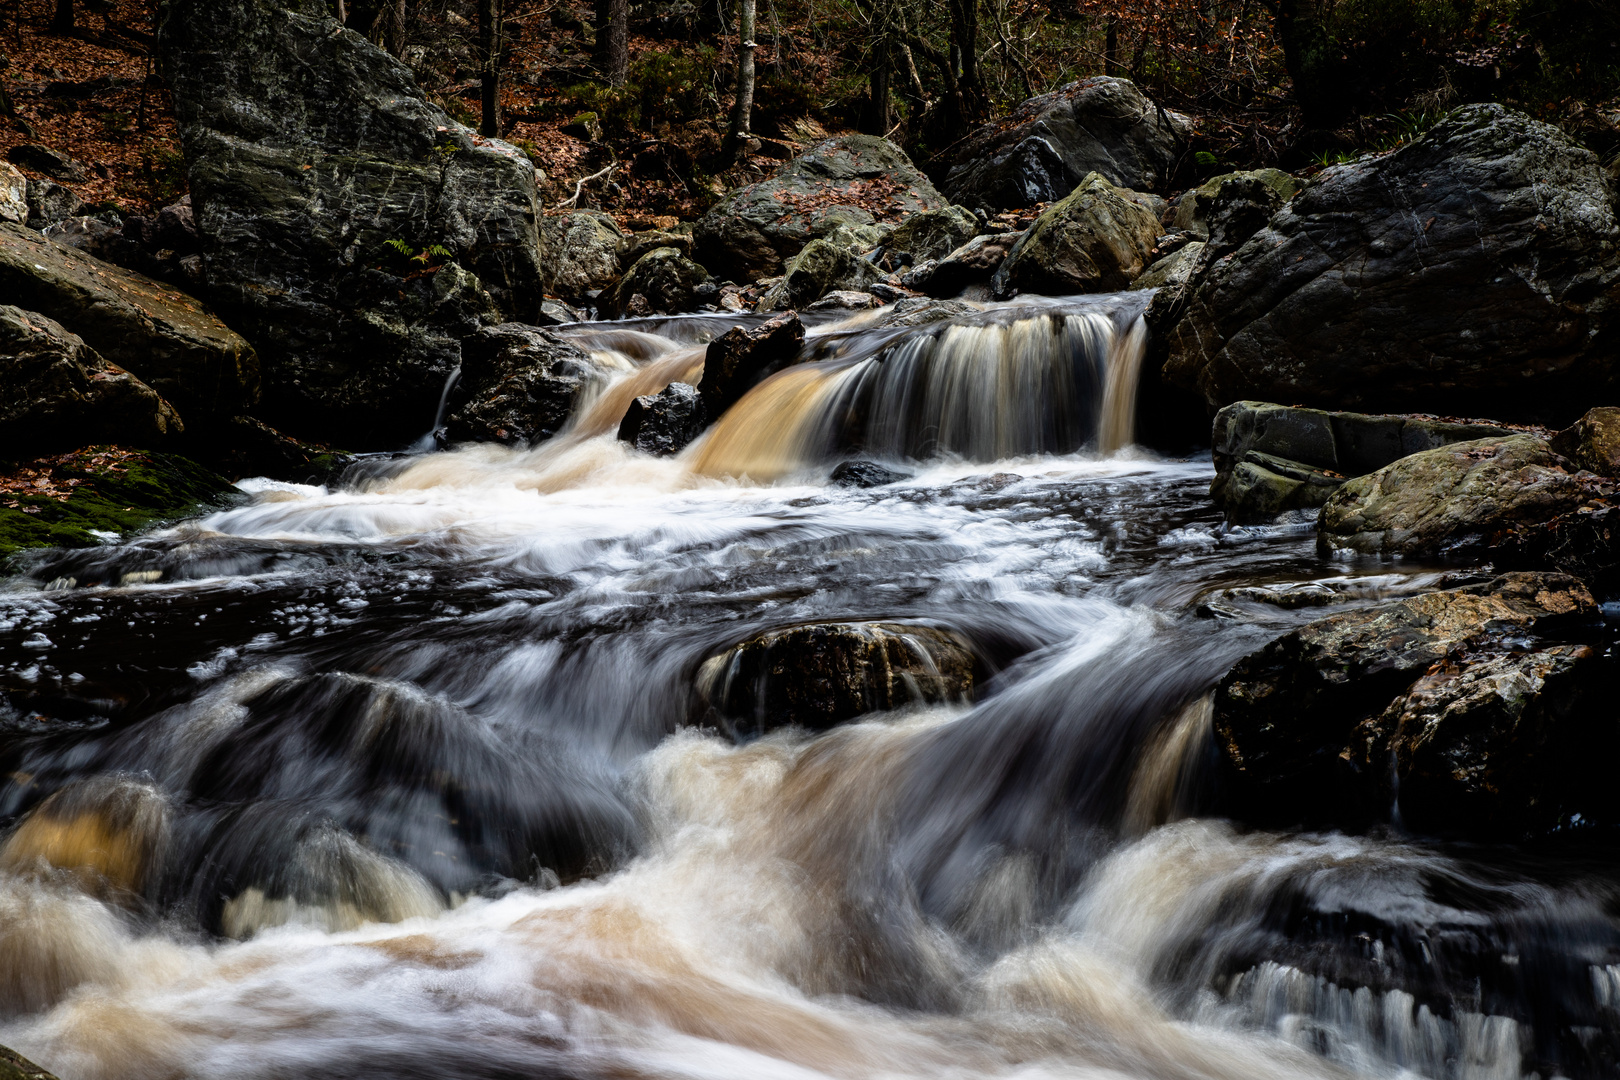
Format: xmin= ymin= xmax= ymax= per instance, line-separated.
xmin=594 ymin=0 xmax=628 ymax=87
xmin=50 ymin=0 xmax=74 ymax=35
xmin=388 ymin=0 xmax=407 ymax=57
xmin=1265 ymin=0 xmax=1346 ymax=130
xmin=1104 ymin=18 xmax=1119 ymax=75
xmin=947 ymin=0 xmax=981 ymax=130
xmin=720 ymin=0 xmax=757 ymax=161
xmin=861 ymin=42 xmax=891 ymax=135
xmin=478 ymin=0 xmax=501 ymax=137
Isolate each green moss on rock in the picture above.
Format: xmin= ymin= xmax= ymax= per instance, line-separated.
xmin=0 ymin=446 xmax=240 ymax=558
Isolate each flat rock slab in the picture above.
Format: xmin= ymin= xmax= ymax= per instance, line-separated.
xmin=0 ymin=222 xmax=258 ymax=417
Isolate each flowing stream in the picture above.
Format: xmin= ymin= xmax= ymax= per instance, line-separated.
xmin=0 ymin=296 xmax=1616 ymax=1080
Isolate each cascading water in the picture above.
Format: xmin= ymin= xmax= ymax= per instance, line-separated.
xmin=0 ymin=295 xmax=1616 ymax=1080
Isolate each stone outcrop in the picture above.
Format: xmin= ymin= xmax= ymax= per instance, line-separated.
xmin=1210 ymin=401 xmax=1515 ymax=523
xmin=540 ymin=211 xmax=625 ymax=300
xmin=1164 ymin=105 xmax=1620 ymax=421
xmin=617 ymin=381 xmax=703 ymax=456
xmin=692 ymin=135 xmax=946 ymax=283
xmin=698 ymin=311 xmax=806 ymax=422
xmin=944 ymin=77 xmax=1190 ymax=211
xmin=696 ymin=621 xmax=976 ymax=736
xmin=1167 ymin=169 xmax=1300 ymax=243
xmin=990 ymin=173 xmax=1163 ymax=297
xmin=0 ymin=306 xmax=183 ymax=457
xmin=443 ymin=324 xmax=597 ymax=446
xmin=757 ymin=238 xmax=882 ymax=311
xmin=1214 ymin=572 xmax=1613 ymax=838
xmin=1317 ymin=434 xmax=1610 ymax=557
xmin=0 ymin=222 xmax=259 ymax=419
xmin=886 ymin=205 xmax=980 ymax=264
xmin=159 ymin=0 xmax=546 ymax=446
xmin=598 ymin=247 xmax=711 ymax=317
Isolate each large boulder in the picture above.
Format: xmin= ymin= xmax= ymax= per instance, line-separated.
xmin=443 ymin=324 xmax=598 ymax=445
xmin=696 ymin=621 xmax=976 ymax=737
xmin=597 ymin=247 xmax=711 ymax=317
xmin=1210 ymin=401 xmax=1515 ymax=523
xmin=887 ymin=205 xmax=979 ymax=264
xmin=617 ymin=381 xmax=703 ymax=456
xmin=698 ymin=312 xmax=806 ymax=422
xmin=757 ymin=238 xmax=882 ymax=311
xmin=159 ymin=0 xmax=546 ymax=446
xmin=943 ymin=77 xmax=1191 ymax=212
xmin=1164 ymin=105 xmax=1620 ymax=421
xmin=1317 ymin=434 xmax=1610 ymax=557
xmin=1167 ymin=169 xmax=1301 ymax=243
xmin=990 ymin=173 xmax=1163 ymax=297
xmin=692 ymin=135 xmax=947 ymax=283
xmin=906 ymin=233 xmax=1017 ymax=297
xmin=1550 ymin=405 xmax=1620 ymax=476
xmin=1214 ymin=572 xmax=1612 ymax=838
xmin=0 ymin=306 xmax=182 ymax=456
xmin=541 ymin=211 xmax=625 ymax=300
xmin=0 ymin=223 xmax=258 ymax=420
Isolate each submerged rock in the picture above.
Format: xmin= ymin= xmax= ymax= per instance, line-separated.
xmin=990 ymin=173 xmax=1163 ymax=297
xmin=944 ymin=76 xmax=1190 ymax=211
xmin=159 ymin=0 xmax=546 ymax=445
xmin=0 ymin=446 xmax=239 ymax=559
xmin=444 ymin=324 xmax=598 ymax=446
xmin=692 ymin=135 xmax=946 ymax=282
xmin=830 ymin=460 xmax=910 ymax=488
xmin=1214 ymin=572 xmax=1606 ymax=837
xmin=1211 ymin=401 xmax=1515 ymax=523
xmin=0 ymin=222 xmax=259 ymax=419
xmin=698 ymin=311 xmax=806 ymax=422
xmin=1164 ymin=105 xmax=1620 ymax=421
xmin=697 ymin=621 xmax=976 ymax=736
xmin=1 ymin=306 xmax=183 ymax=456
xmin=598 ymin=247 xmax=710 ymax=317
xmin=617 ymin=381 xmax=703 ymax=456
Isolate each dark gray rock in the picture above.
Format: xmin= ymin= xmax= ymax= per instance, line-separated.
xmin=990 ymin=173 xmax=1163 ymax=297
xmin=696 ymin=621 xmax=976 ymax=737
xmin=693 ymin=135 xmax=947 ymax=283
xmin=698 ymin=311 xmax=806 ymax=422
xmin=6 ymin=144 xmax=88 ymax=183
xmin=540 ymin=211 xmax=624 ymax=300
xmin=830 ymin=460 xmax=909 ymax=488
xmin=0 ymin=305 xmax=183 ymax=456
xmin=908 ymin=234 xmax=1018 ymax=297
xmin=1167 ymin=169 xmax=1300 ymax=242
xmin=944 ymin=77 xmax=1191 ymax=212
xmin=617 ymin=381 xmax=703 ymax=456
xmin=1210 ymin=401 xmax=1516 ymax=523
xmin=757 ymin=238 xmax=881 ymax=311
xmin=598 ymin=247 xmax=711 ymax=316
xmin=159 ymin=0 xmax=547 ymax=447
xmin=805 ymin=290 xmax=879 ymax=311
xmin=1164 ymin=105 xmax=1620 ymax=421
xmin=887 ymin=205 xmax=979 ymax=263
xmin=24 ymin=178 xmax=84 ymax=230
xmin=444 ymin=323 xmax=597 ymax=445
xmin=203 ymin=415 xmax=354 ymax=482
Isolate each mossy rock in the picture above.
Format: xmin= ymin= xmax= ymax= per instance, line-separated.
xmin=0 ymin=1044 xmax=60 ymax=1080
xmin=0 ymin=446 xmax=240 ymax=559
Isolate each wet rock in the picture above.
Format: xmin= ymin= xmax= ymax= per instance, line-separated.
xmin=535 ymin=299 xmax=585 ymax=326
xmin=830 ymin=460 xmax=909 ymax=488
xmin=693 ymin=135 xmax=947 ymax=282
xmin=0 ymin=1041 xmax=62 ymax=1079
xmin=6 ymin=144 xmax=88 ymax=183
xmin=757 ymin=238 xmax=882 ymax=311
xmin=1168 ymin=169 xmax=1300 ymax=243
xmin=874 ymin=298 xmax=978 ymax=328
xmin=202 ymin=415 xmax=355 ymax=483
xmin=617 ymin=381 xmax=703 ymax=456
xmin=1317 ymin=434 xmax=1610 ymax=558
xmin=620 ymin=226 xmax=694 ymax=267
xmin=1164 ymin=106 xmax=1620 ymax=421
xmin=598 ymin=247 xmax=711 ymax=316
xmin=910 ymin=234 xmax=1018 ymax=298
xmin=24 ymin=178 xmax=83 ymax=230
xmin=698 ymin=311 xmax=806 ymax=421
xmin=1214 ymin=571 xmax=1600 ymax=834
xmin=0 ymin=163 xmax=26 ymax=225
xmin=887 ymin=205 xmax=979 ymax=263
xmin=1211 ymin=401 xmax=1515 ymax=523
xmin=1550 ymin=406 xmax=1620 ymax=477
xmin=990 ymin=173 xmax=1163 ymax=297
xmin=944 ymin=77 xmax=1191 ymax=212
xmin=0 ymin=223 xmax=259 ymax=419
xmin=805 ymin=290 xmax=879 ymax=311
xmin=697 ymin=621 xmax=976 ymax=736
xmin=159 ymin=0 xmax=547 ymax=446
xmin=1130 ymin=240 xmax=1204 ymax=291
xmin=0 ymin=306 xmax=183 ymax=456
xmin=444 ymin=323 xmax=598 ymax=446
xmin=540 ymin=211 xmax=624 ymax=300
xmin=0 ymin=446 xmax=240 ymax=558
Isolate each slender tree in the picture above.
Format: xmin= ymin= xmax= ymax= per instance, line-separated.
xmin=50 ymin=0 xmax=74 ymax=34
xmin=719 ymin=0 xmax=757 ymax=161
xmin=477 ymin=0 xmax=501 ymax=136
xmin=594 ymin=0 xmax=628 ymax=87
xmin=1262 ymin=0 xmax=1347 ymax=130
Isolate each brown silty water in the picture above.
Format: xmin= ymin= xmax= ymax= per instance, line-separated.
xmin=0 ymin=294 xmax=1615 ymax=1080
